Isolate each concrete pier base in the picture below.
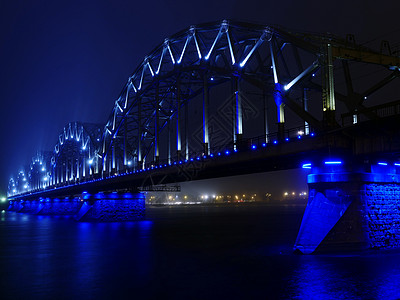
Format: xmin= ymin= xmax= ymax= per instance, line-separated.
xmin=76 ymin=192 xmax=145 ymax=222
xmin=8 ymin=200 xmax=23 ymax=212
xmin=8 ymin=198 xmax=82 ymax=215
xmin=294 ymin=163 xmax=400 ymax=254
xmin=19 ymin=200 xmax=41 ymax=213
xmin=8 ymin=192 xmax=145 ymax=221
xmin=37 ymin=198 xmax=82 ymax=215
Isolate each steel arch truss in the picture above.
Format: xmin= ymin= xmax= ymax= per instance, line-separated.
xmin=8 ymin=20 xmax=400 ymax=196
xmin=102 ymin=20 xmax=400 ymax=175
xmin=50 ymin=122 xmax=102 ymax=186
xmin=8 ymin=152 xmax=51 ymax=196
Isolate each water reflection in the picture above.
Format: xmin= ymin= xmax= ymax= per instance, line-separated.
xmin=286 ymin=253 xmax=400 ymax=299
xmin=2 ymin=206 xmax=400 ymax=299
xmin=72 ymin=219 xmax=154 ymax=297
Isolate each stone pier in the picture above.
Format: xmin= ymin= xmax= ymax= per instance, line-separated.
xmin=76 ymin=192 xmax=145 ymax=222
xmin=8 ymin=198 xmax=82 ymax=215
xmin=294 ymin=162 xmax=400 ymax=254
xmin=7 ymin=192 xmax=145 ymax=222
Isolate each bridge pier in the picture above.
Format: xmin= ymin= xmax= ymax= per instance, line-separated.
xmin=76 ymin=192 xmax=145 ymax=222
xmin=37 ymin=198 xmax=82 ymax=215
xmin=8 ymin=198 xmax=83 ymax=215
xmin=8 ymin=200 xmax=22 ymax=212
xmin=295 ymin=161 xmax=400 ymax=254
xmin=8 ymin=192 xmax=145 ymax=222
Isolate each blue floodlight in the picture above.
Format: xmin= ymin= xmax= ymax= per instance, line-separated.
xmin=324 ymin=161 xmax=342 ymax=165
xmin=378 ymin=162 xmax=388 ymax=166
xmin=273 ymin=140 xmax=277 ymax=144
xmin=302 ymin=163 xmax=312 ymax=169
xmin=252 ymin=145 xmax=256 ymax=149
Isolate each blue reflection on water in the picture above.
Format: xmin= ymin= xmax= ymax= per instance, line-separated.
xmin=283 ymin=253 xmax=400 ymax=299
xmin=1 ymin=206 xmax=400 ymax=299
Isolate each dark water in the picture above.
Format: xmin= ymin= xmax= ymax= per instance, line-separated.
xmin=1 ymin=204 xmax=400 ymax=299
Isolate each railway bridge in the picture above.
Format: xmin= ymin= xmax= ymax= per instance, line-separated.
xmin=7 ymin=21 xmax=400 ymax=253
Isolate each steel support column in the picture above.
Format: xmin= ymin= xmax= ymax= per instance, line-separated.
xmin=323 ymin=43 xmax=336 ymax=127
xmin=235 ymin=76 xmax=243 ymax=143
xmin=203 ymin=74 xmax=210 ymax=155
xmin=65 ymin=161 xmax=69 ymax=182
xmin=82 ymin=156 xmax=86 ymax=178
xmin=263 ymin=91 xmax=269 ymax=143
xmin=123 ymin=120 xmax=127 ymax=167
xmin=185 ymin=96 xmax=189 ymax=160
xmin=112 ymin=141 xmax=116 ymax=171
xmin=155 ymin=83 xmax=160 ymax=163
xmin=76 ymin=158 xmax=80 ymax=179
xmin=168 ymin=121 xmax=171 ymax=164
xmin=303 ymin=88 xmax=309 ymax=135
xmin=138 ymin=97 xmax=142 ymax=169
xmin=270 ymin=40 xmax=284 ymax=139
xmin=70 ymin=159 xmax=74 ymax=181
xmin=176 ymin=78 xmax=181 ymax=159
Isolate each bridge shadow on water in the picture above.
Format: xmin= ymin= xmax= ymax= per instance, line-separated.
xmin=1 ymin=203 xmax=400 ymax=299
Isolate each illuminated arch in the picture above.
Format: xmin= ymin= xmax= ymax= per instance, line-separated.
xmin=28 ymin=151 xmax=52 ymax=191
xmin=102 ymin=20 xmax=400 ymax=175
xmin=101 ymin=20 xmax=324 ymax=174
xmin=7 ymin=152 xmax=51 ymax=195
xmin=7 ymin=178 xmax=16 ymax=197
xmin=50 ymin=122 xmax=102 ymax=185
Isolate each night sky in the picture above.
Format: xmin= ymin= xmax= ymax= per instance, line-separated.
xmin=1 ymin=0 xmax=399 ymax=195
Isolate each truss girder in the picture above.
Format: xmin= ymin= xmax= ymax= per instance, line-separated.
xmin=10 ymin=20 xmax=400 ymax=195
xmin=99 ymin=20 xmax=400 ymax=174
xmin=49 ymin=122 xmax=102 ymax=185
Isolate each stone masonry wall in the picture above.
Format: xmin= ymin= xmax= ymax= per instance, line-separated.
xmin=81 ymin=196 xmax=145 ymax=222
xmin=363 ymin=184 xmax=400 ymax=249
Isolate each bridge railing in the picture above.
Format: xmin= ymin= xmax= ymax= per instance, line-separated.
xmin=341 ymin=99 xmax=400 ymax=127
xmin=102 ymin=125 xmax=315 ymax=175
xmin=241 ymin=125 xmax=314 ymax=149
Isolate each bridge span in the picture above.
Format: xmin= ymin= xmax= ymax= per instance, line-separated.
xmin=7 ymin=20 xmax=400 ymax=253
